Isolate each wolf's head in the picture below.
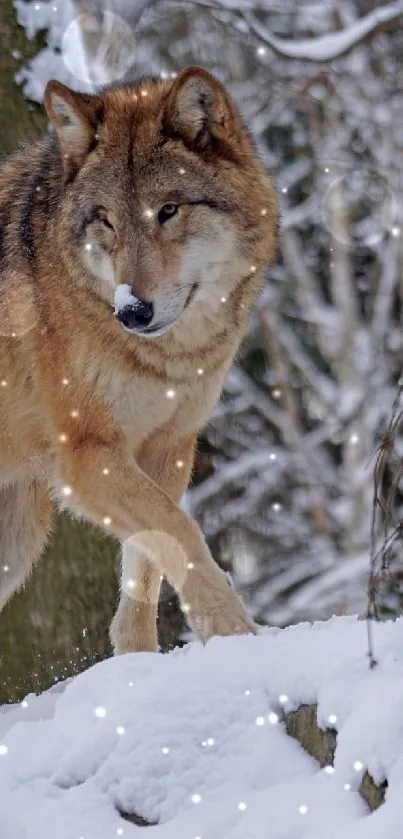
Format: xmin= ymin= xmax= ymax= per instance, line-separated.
xmin=44 ymin=67 xmax=276 ymax=339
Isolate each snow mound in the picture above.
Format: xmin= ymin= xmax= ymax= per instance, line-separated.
xmin=1 ymin=616 xmax=403 ymax=837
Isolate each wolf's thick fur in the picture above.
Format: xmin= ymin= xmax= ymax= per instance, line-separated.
xmin=0 ymin=67 xmax=276 ymax=653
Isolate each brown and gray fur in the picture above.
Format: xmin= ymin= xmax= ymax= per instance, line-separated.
xmin=0 ymin=67 xmax=277 ymax=653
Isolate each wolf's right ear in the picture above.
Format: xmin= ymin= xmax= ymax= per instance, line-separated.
xmin=44 ymin=81 xmax=103 ymax=177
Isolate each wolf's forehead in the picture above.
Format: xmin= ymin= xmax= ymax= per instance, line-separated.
xmin=98 ymin=92 xmax=167 ymax=167
xmin=102 ymin=80 xmax=168 ymax=134
xmin=98 ymin=93 xmax=209 ymax=185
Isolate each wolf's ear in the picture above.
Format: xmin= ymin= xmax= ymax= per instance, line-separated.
xmin=44 ymin=81 xmax=103 ymax=176
xmin=163 ymin=66 xmax=242 ymax=150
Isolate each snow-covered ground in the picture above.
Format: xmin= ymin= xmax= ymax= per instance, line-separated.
xmin=1 ymin=616 xmax=403 ymax=838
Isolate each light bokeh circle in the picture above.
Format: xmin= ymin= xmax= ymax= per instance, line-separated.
xmin=322 ymin=165 xmax=395 ymax=248
xmin=61 ymin=11 xmax=136 ymax=87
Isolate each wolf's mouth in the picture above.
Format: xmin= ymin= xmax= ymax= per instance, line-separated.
xmin=141 ymin=321 xmax=175 ymax=336
xmin=185 ymin=282 xmax=199 ymax=309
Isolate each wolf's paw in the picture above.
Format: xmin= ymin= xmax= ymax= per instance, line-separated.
xmin=184 ymin=569 xmax=256 ymax=643
xmin=195 ymin=606 xmax=257 ymax=643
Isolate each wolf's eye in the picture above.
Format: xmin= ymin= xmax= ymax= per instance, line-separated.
xmin=158 ymin=203 xmax=179 ymax=225
xmin=96 ymin=209 xmax=115 ymax=232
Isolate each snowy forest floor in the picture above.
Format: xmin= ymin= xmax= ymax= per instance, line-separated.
xmin=1 ymin=616 xmax=403 ymax=838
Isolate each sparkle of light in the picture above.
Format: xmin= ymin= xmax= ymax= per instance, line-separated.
xmin=221 ymin=296 xmax=227 ymax=303
xmin=61 ymin=485 xmax=72 ymax=497
xmin=261 ymin=208 xmax=268 ymax=216
xmin=103 ymin=516 xmax=112 ymax=526
xmin=62 ymin=377 xmax=69 ymax=385
xmin=116 ymin=726 xmax=125 ymax=735
xmin=0 ymin=745 xmax=8 ymax=756
xmin=255 ymin=716 xmax=265 ymax=726
xmin=85 ymin=243 xmax=92 ymax=251
xmin=272 ymin=388 xmax=282 ymax=399
xmin=143 ymin=208 xmax=154 ymax=219
xmin=349 ymin=433 xmax=359 ymax=445
xmin=328 ymin=714 xmax=337 ymax=725
xmin=21 ymin=700 xmax=28 ymax=708
xmin=245 ymin=690 xmax=251 ymax=696
xmin=207 ymin=737 xmax=215 ymax=746
xmin=187 ymin=562 xmax=194 ymax=570
xmin=257 ymin=45 xmax=266 ymax=56
xmin=59 ymin=433 xmax=68 ymax=443
xmin=3 ymin=565 xmax=9 ymax=572
xmin=353 ymin=760 xmax=363 ymax=772
xmin=176 ymin=460 xmax=184 ymax=468
xmin=166 ymin=388 xmax=176 ymax=399
xmin=94 ymin=706 xmax=106 ymax=718
xmin=197 ymin=368 xmax=204 ymax=376
xmin=162 ymin=747 xmax=170 ymax=754
xmin=299 ymin=804 xmax=308 ymax=815
xmin=117 ymin=830 xmax=124 ymax=836
xmin=281 ymin=187 xmax=288 ymax=194
xmin=192 ymin=794 xmax=202 ymax=804
xmin=272 ymin=502 xmax=282 ymax=512
xmin=102 ymin=468 xmax=109 ymax=475
xmin=391 ymin=226 xmax=400 ymax=237
xmin=268 ymin=712 xmax=278 ymax=724
xmin=325 ymin=167 xmax=330 ymax=173
xmin=70 ymin=409 xmax=79 ymax=419
xmin=179 ymin=167 xmax=186 ymax=175
xmin=269 ymin=453 xmax=276 ymax=461
xmin=238 ymin=801 xmax=247 ymax=811
xmin=141 ymin=89 xmax=148 ymax=97
xmin=1 ymin=380 xmax=7 ymax=387
xmin=324 ymin=765 xmax=335 ymax=775
xmin=126 ymin=578 xmax=136 ymax=589
xmin=250 ymin=265 xmax=257 ymax=273
xmin=344 ymin=783 xmax=351 ymax=791
xmin=279 ymin=694 xmax=288 ymax=704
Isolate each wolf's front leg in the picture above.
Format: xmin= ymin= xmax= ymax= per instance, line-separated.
xmin=111 ymin=431 xmax=196 ymax=654
xmin=110 ymin=542 xmax=161 ymax=654
xmin=59 ymin=437 xmax=256 ymax=648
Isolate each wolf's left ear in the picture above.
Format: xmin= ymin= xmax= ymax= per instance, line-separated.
xmin=44 ymin=80 xmax=103 ymax=176
xmin=163 ymin=67 xmax=242 ymax=149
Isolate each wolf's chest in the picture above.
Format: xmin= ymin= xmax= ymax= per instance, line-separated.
xmin=102 ymin=373 xmax=179 ymax=439
xmin=83 ymin=353 xmax=225 ymax=446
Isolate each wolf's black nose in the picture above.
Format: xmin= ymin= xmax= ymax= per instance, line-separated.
xmin=116 ymin=297 xmax=154 ymax=330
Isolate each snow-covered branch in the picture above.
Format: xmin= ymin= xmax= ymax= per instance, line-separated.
xmin=243 ymin=1 xmax=403 ymax=61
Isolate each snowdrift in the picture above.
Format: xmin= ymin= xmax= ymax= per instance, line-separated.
xmin=1 ymin=616 xmax=403 ymax=838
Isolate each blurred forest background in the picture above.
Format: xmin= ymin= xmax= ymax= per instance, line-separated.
xmin=1 ymin=0 xmax=403 ymax=703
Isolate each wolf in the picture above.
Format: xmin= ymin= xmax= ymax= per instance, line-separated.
xmin=0 ymin=66 xmax=277 ymax=653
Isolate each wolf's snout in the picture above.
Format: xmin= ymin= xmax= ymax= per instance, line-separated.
xmin=116 ymin=297 xmax=154 ymax=331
